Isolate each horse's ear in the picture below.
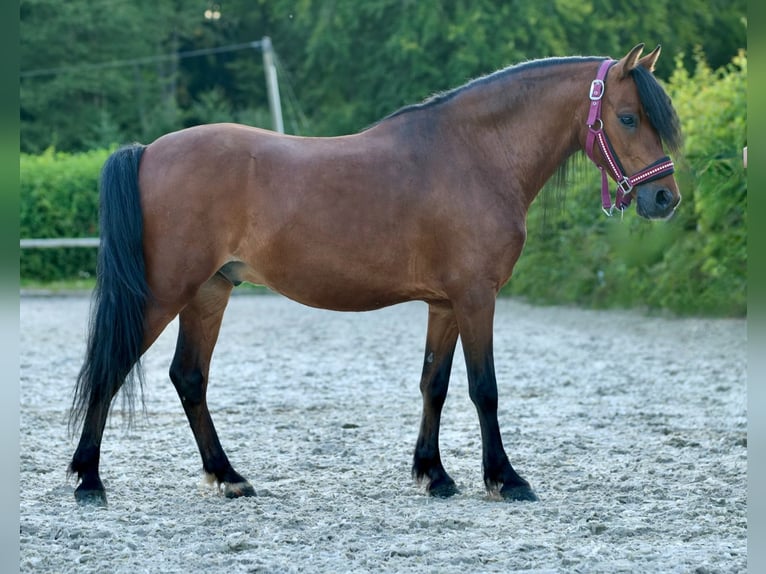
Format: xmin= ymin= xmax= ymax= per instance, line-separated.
xmin=637 ymin=44 xmax=662 ymax=73
xmin=616 ymin=43 xmax=645 ymax=79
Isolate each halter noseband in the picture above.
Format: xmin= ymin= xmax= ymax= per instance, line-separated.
xmin=585 ymin=59 xmax=675 ymax=216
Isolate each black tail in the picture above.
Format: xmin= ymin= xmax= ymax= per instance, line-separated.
xmin=70 ymin=144 xmax=149 ymax=434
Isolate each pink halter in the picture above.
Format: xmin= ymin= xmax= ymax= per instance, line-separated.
xmin=585 ymin=60 xmax=675 ymax=216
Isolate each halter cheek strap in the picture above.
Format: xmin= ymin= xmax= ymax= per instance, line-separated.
xmin=585 ymin=59 xmax=675 ymax=216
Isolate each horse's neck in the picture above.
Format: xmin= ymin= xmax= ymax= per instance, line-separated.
xmin=441 ymin=63 xmax=594 ymax=206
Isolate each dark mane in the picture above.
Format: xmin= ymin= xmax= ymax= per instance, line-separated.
xmin=380 ymin=56 xmax=603 ymax=123
xmin=630 ymin=65 xmax=683 ymax=153
xmin=380 ymin=56 xmax=683 ymax=155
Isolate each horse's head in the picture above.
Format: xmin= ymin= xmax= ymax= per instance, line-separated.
xmin=587 ymin=44 xmax=682 ymax=219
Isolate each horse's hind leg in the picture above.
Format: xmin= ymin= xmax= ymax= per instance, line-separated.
xmin=70 ymin=397 xmax=120 ymax=504
xmin=169 ymin=273 xmax=255 ymax=498
xmin=71 ymin=300 xmax=180 ymax=505
xmin=413 ymin=303 xmax=460 ymax=497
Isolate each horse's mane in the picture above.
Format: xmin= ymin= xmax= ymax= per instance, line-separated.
xmin=629 ymin=65 xmax=683 ymax=153
xmin=381 ymin=55 xmax=682 ymax=155
xmin=380 ymin=56 xmax=603 ymax=123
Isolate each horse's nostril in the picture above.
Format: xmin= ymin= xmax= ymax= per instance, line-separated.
xmin=655 ymin=188 xmax=673 ymax=209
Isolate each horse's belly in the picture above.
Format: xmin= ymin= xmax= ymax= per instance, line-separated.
xmin=229 ymin=251 xmax=440 ymax=312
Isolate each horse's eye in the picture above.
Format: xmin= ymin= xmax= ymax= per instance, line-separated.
xmin=620 ymin=115 xmax=637 ymax=128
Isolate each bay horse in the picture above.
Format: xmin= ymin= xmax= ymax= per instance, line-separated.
xmin=69 ymin=44 xmax=682 ymax=505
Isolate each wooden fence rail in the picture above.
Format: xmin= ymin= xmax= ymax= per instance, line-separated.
xmin=20 ymin=238 xmax=100 ymax=249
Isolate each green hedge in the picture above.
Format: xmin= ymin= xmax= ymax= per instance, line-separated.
xmin=20 ymin=148 xmax=110 ymax=281
xmin=504 ymin=51 xmax=747 ymax=316
xmin=20 ymin=52 xmax=746 ymax=316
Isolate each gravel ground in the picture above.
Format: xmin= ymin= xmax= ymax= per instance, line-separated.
xmin=20 ymin=293 xmax=746 ymax=573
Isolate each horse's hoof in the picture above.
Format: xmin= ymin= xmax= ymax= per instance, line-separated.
xmin=74 ymin=486 xmax=108 ymax=506
xmin=224 ymin=481 xmax=256 ymax=498
xmin=428 ymin=477 xmax=460 ymax=498
xmin=500 ymin=484 xmax=538 ymax=502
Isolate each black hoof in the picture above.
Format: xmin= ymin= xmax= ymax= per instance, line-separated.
xmin=500 ymin=484 xmax=538 ymax=502
xmin=224 ymin=481 xmax=256 ymax=498
xmin=427 ymin=477 xmax=460 ymax=498
xmin=74 ymin=486 xmax=107 ymax=506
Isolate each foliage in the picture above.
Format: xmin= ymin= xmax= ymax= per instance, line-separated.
xmin=20 ymin=0 xmax=746 ymax=149
xmin=20 ymin=149 xmax=109 ymax=280
xmin=504 ymin=52 xmax=747 ymax=316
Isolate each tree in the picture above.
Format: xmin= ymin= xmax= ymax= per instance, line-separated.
xmin=21 ymin=0 xmax=746 ymax=148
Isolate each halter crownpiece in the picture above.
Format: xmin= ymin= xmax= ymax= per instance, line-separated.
xmin=585 ymin=59 xmax=675 ymax=216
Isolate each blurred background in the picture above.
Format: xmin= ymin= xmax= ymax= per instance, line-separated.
xmin=19 ymin=0 xmax=747 ymax=316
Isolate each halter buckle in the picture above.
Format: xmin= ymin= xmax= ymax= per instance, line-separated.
xmin=589 ymin=79 xmax=605 ymax=101
xmin=617 ymin=178 xmax=633 ymax=194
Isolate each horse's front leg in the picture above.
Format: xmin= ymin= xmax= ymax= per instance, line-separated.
xmin=413 ymin=302 xmax=460 ymax=497
xmin=454 ymin=290 xmax=538 ymax=501
xmin=69 ymin=299 xmax=179 ymax=505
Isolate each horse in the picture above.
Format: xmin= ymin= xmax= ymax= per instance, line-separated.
xmin=69 ymin=43 xmax=682 ymax=505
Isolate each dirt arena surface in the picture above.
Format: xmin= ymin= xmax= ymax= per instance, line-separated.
xmin=20 ymin=293 xmax=746 ymax=573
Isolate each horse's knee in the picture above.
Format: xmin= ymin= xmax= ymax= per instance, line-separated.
xmin=170 ymin=363 xmax=205 ymax=405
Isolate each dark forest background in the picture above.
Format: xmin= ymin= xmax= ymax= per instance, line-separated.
xmin=20 ymin=0 xmax=745 ymax=151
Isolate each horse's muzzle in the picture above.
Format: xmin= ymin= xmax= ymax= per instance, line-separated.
xmin=635 ymin=184 xmax=680 ymax=220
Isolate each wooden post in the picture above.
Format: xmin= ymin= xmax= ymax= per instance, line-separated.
xmin=261 ymin=37 xmax=284 ymax=133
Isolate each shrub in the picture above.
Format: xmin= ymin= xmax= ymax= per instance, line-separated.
xmin=20 ymin=148 xmax=110 ymax=281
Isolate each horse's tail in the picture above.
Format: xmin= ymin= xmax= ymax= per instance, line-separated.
xmin=70 ymin=143 xmax=149 ymax=435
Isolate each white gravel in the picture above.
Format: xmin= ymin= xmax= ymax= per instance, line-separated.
xmin=20 ymin=293 xmax=747 ymax=573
